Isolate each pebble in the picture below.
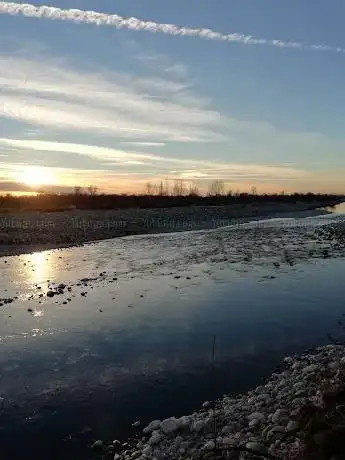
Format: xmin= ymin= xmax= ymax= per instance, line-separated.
xmin=302 ymin=364 xmax=318 ymax=374
xmin=143 ymin=420 xmax=161 ymax=434
xmin=142 ymin=446 xmax=152 ymax=456
xmin=245 ymin=441 xmax=268 ymax=455
xmin=192 ymin=420 xmax=205 ymax=433
xmin=286 ymin=420 xmax=299 ymax=432
xmin=91 ymin=440 xmax=103 ymax=449
xmin=247 ymin=412 xmax=265 ymax=423
xmin=148 ymin=434 xmax=163 ymax=446
xmin=203 ymin=440 xmax=215 ymax=450
xmin=161 ymin=418 xmax=179 ymax=434
xmin=112 ymin=343 xmax=345 ymax=460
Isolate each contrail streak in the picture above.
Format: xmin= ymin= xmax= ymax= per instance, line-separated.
xmin=0 ymin=1 xmax=344 ymax=53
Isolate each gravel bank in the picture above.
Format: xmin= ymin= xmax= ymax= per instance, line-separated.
xmin=99 ymin=344 xmax=345 ymax=460
xmin=0 ymin=202 xmax=334 ymax=257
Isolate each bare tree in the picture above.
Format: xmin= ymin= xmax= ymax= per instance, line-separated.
xmin=251 ymin=186 xmax=257 ymax=196
xmin=164 ymin=178 xmax=170 ymax=196
xmin=208 ymin=179 xmax=225 ymax=196
xmin=74 ymin=186 xmax=82 ymax=196
xmin=188 ymin=183 xmax=200 ymax=196
xmin=173 ymin=179 xmax=186 ymax=196
xmin=145 ymin=182 xmax=154 ymax=195
xmin=157 ymin=180 xmax=169 ymax=196
xmin=87 ymin=185 xmax=98 ymax=196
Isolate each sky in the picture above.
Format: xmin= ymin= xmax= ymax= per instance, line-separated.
xmin=0 ymin=0 xmax=345 ymax=195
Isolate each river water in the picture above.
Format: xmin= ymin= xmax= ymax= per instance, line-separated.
xmin=0 ymin=206 xmax=345 ymax=459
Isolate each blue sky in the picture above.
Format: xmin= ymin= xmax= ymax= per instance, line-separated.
xmin=0 ymin=0 xmax=345 ymax=194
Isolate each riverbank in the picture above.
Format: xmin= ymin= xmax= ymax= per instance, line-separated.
xmin=100 ymin=343 xmax=345 ymax=460
xmin=0 ymin=200 xmax=337 ymax=257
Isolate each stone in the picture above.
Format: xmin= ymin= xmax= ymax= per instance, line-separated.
xmin=271 ymin=409 xmax=286 ymax=424
xmin=303 ymin=364 xmax=318 ymax=374
xmin=247 ymin=412 xmax=265 ymax=423
xmin=203 ymin=440 xmax=215 ymax=450
xmin=222 ymin=437 xmax=234 ymax=446
xmin=249 ymin=418 xmax=260 ymax=427
xmin=192 ymin=420 xmax=205 ymax=433
xmin=91 ymin=440 xmax=103 ymax=449
xmin=178 ymin=415 xmax=191 ymax=429
xmin=286 ymin=420 xmax=299 ymax=432
xmin=142 ymin=446 xmax=152 ymax=456
xmin=271 ymin=425 xmax=286 ymax=433
xmin=132 ymin=421 xmax=141 ymax=428
xmin=143 ymin=420 xmax=161 ymax=434
xmin=245 ymin=442 xmax=268 ymax=455
xmin=180 ymin=441 xmax=190 ymax=450
xmin=161 ymin=418 xmax=179 ymax=434
xmin=148 ymin=434 xmax=163 ymax=446
xmin=329 ymin=361 xmax=340 ymax=370
xmin=221 ymin=425 xmax=232 ymax=435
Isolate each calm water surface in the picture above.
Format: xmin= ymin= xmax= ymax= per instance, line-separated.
xmin=0 ymin=221 xmax=345 ymax=459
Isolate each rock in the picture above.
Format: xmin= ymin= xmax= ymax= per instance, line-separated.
xmin=161 ymin=418 xmax=179 ymax=434
xmin=286 ymin=420 xmax=299 ymax=432
xmin=203 ymin=440 xmax=215 ymax=450
xmin=143 ymin=420 xmax=161 ymax=434
xmin=192 ymin=420 xmax=205 ymax=433
xmin=245 ymin=442 xmax=268 ymax=455
xmin=271 ymin=425 xmax=286 ymax=433
xmin=202 ymin=401 xmax=211 ymax=409
xmin=178 ymin=415 xmax=191 ymax=429
xmin=249 ymin=418 xmax=260 ymax=427
xmin=303 ymin=364 xmax=318 ymax=374
xmin=221 ymin=425 xmax=232 ymax=435
xmin=148 ymin=434 xmax=163 ymax=446
xmin=223 ymin=437 xmax=234 ymax=446
xmin=91 ymin=440 xmax=103 ymax=449
xmin=180 ymin=441 xmax=190 ymax=450
xmin=329 ymin=361 xmax=340 ymax=370
xmin=293 ymin=381 xmax=305 ymax=391
xmin=247 ymin=412 xmax=265 ymax=423
xmin=47 ymin=291 xmax=55 ymax=297
xmin=142 ymin=446 xmax=152 ymax=456
xmin=173 ymin=436 xmax=183 ymax=447
xmin=271 ymin=409 xmax=286 ymax=424
xmin=114 ymin=455 xmax=120 ymax=460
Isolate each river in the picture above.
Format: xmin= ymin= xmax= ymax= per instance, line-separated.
xmin=0 ymin=205 xmax=344 ymax=459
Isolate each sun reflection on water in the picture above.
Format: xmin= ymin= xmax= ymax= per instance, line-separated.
xmin=27 ymin=251 xmax=51 ymax=285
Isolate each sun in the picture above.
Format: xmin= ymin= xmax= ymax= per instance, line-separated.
xmin=16 ymin=166 xmax=57 ymax=188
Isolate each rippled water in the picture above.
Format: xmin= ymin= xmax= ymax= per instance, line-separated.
xmin=0 ymin=212 xmax=345 ymax=459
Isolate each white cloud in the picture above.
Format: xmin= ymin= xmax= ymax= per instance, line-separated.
xmin=120 ymin=142 xmax=166 ymax=147
xmin=0 ymin=54 xmax=225 ymax=142
xmin=0 ymin=1 xmax=343 ymax=54
xmin=0 ymin=138 xmax=311 ymax=180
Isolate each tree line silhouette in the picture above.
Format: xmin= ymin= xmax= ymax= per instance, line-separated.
xmin=0 ymin=179 xmax=343 ymax=211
